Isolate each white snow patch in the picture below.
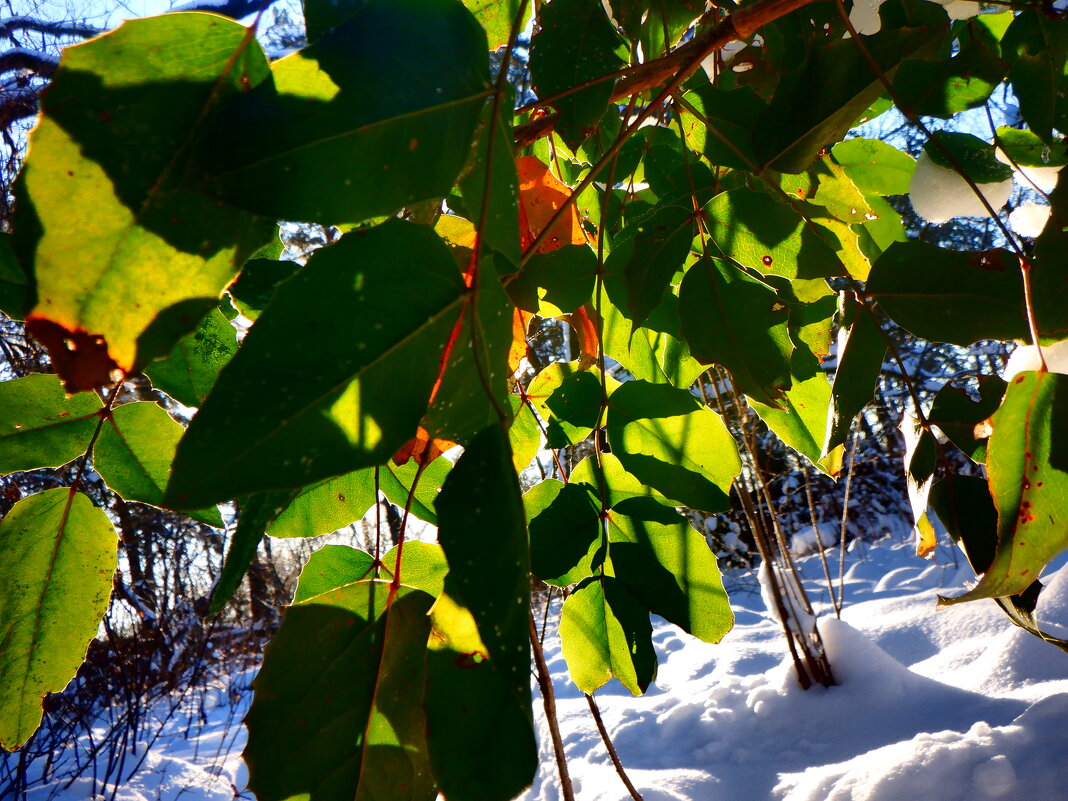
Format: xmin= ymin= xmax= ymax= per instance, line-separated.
xmin=1008 ymin=202 xmax=1052 ymax=238
xmin=1003 ymin=338 xmax=1068 ymax=379
xmin=909 ymin=152 xmax=1013 ymax=224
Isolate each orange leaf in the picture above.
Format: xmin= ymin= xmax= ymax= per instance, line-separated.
xmin=393 ymin=426 xmax=458 ymax=467
xmin=516 ymin=156 xmax=587 ymax=254
xmin=567 ymin=305 xmax=599 ymax=370
xmin=508 ymin=309 xmax=534 ymax=373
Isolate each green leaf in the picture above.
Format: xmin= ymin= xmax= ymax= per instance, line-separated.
xmin=94 ymin=402 xmax=221 ymax=527
xmin=461 ymin=0 xmax=526 ymax=48
xmin=995 ymin=126 xmax=1068 ymax=168
xmin=570 ymin=452 xmax=686 ymax=507
xmin=526 ymin=362 xmax=605 ymax=448
xmin=245 ymin=580 xmax=437 ymax=801
xmin=679 ymin=256 xmax=794 ymax=407
xmin=382 ymin=457 xmax=454 ymax=526
xmin=824 ymin=297 xmax=886 ymax=455
xmin=703 ymin=189 xmax=839 ymax=280
xmin=421 ymin=256 xmax=514 ymax=445
xmin=608 ymin=497 xmax=733 ymax=643
xmin=831 ymin=138 xmax=916 ymax=196
xmin=460 ymin=103 xmax=522 ymax=267
xmin=747 ymin=296 xmax=836 ymax=471
xmin=226 ymin=259 xmax=301 ymax=322
xmin=606 ymin=380 xmax=741 ymax=512
xmin=526 ymin=480 xmax=602 ymax=586
xmin=928 ymin=375 xmax=1007 ymax=464
xmin=923 ymin=132 xmax=1012 ymax=183
xmin=893 ymin=22 xmax=1006 ymax=118
xmin=0 ymin=374 xmax=102 ymax=474
xmin=753 ymin=0 xmax=947 ymax=172
xmin=208 ymin=490 xmax=299 ymax=615
xmin=560 ymin=575 xmax=656 ymax=695
xmin=614 ymin=0 xmax=704 ymax=56
xmin=21 ymin=14 xmax=273 ymax=388
xmin=680 ymin=85 xmax=766 ymax=171
xmin=144 ymin=308 xmax=237 ymax=408
xmin=201 ymin=0 xmax=489 ymax=224
xmin=430 ymin=425 xmax=536 ymax=800
xmin=943 ymin=371 xmax=1068 ymax=602
xmin=511 ymin=245 xmax=597 ymax=315
xmin=265 ymin=468 xmax=377 ymax=540
xmin=425 ymin=589 xmax=537 ymax=801
xmin=608 ymin=202 xmax=695 ymax=326
xmin=597 ymin=281 xmax=705 ymax=389
xmin=167 ymin=220 xmax=466 ymax=509
xmin=381 ymin=541 xmax=450 ymax=599
xmin=292 ymin=545 xmax=375 ymax=603
xmin=0 ymin=232 xmax=30 ymax=320
xmin=866 ymin=241 xmax=1026 ymax=346
xmin=509 ymin=394 xmax=542 ymax=474
xmin=0 ymin=488 xmax=117 ymax=750
xmin=1002 ymin=9 xmax=1068 ymax=144
xmin=435 ymin=425 xmax=530 ymax=695
xmin=529 ymin=0 xmax=628 ymax=149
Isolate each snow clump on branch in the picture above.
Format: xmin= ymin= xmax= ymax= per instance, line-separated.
xmin=908 ymin=151 xmax=1013 ymax=224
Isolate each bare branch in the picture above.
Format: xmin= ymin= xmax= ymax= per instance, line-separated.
xmin=0 ymin=47 xmax=58 ymax=78
xmin=0 ymin=16 xmax=102 ymax=41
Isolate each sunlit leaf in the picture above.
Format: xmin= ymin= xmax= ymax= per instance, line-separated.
xmin=144 ymin=308 xmax=237 ymax=408
xmin=22 ymin=14 xmax=273 ymax=391
xmin=560 ymin=575 xmax=656 ymax=695
xmin=94 ymin=402 xmax=221 ymax=527
xmin=292 ymin=545 xmax=375 ymax=603
xmin=606 ymin=380 xmax=741 ymax=513
xmin=0 ymin=374 xmax=101 ymax=474
xmin=0 ymin=489 xmax=116 ymax=750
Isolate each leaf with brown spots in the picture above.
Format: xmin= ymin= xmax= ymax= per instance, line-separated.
xmin=942 ymin=371 xmax=1068 ymax=603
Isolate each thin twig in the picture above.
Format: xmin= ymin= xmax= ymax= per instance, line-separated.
xmin=529 ymin=612 xmax=575 ymax=801
xmin=586 ymin=693 xmax=644 ymax=801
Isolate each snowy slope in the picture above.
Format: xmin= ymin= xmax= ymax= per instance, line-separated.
xmin=12 ymin=535 xmax=1068 ymax=801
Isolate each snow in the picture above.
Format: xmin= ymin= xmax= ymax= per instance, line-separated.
xmin=909 ymin=152 xmax=1014 ymax=225
xmin=1002 ymin=338 xmax=1068 ymax=378
xmin=1008 ymin=202 xmax=1052 ymax=238
xmin=13 ymin=537 xmax=1068 ymax=801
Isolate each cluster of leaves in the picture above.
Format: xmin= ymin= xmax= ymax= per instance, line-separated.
xmin=0 ymin=0 xmax=1066 ymax=797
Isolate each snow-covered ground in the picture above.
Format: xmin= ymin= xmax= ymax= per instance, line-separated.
xmin=11 ymin=534 xmax=1068 ymax=801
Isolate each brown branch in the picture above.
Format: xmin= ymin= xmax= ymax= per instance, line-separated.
xmin=514 ymin=0 xmax=819 ymax=149
xmin=529 ymin=612 xmax=575 ymax=801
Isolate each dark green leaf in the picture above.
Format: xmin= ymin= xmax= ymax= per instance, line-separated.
xmin=0 ymin=489 xmax=116 ymax=750
xmin=95 ymin=402 xmax=221 ymax=527
xmin=527 ymin=362 xmax=605 ymax=448
xmin=559 ymin=575 xmax=656 ymax=695
xmin=928 ymin=375 xmax=1007 ymax=464
xmin=923 ymin=132 xmax=1012 ymax=183
xmin=227 ymin=259 xmax=300 ymax=322
xmin=606 ymin=380 xmax=741 ymax=512
xmin=201 ymin=0 xmax=489 ymax=224
xmin=167 ymin=220 xmax=466 ymax=508
xmin=0 ymin=374 xmax=102 ymax=474
xmin=144 ymin=308 xmax=237 ymax=408
xmin=679 ymin=256 xmax=794 ymax=407
xmin=680 ymin=85 xmax=766 ymax=171
xmin=753 ymin=0 xmax=947 ymax=172
xmin=430 ymin=425 xmax=536 ymax=800
xmin=608 ymin=202 xmax=695 ymax=326
xmin=824 ymin=297 xmax=886 ymax=455
xmin=245 ymin=581 xmax=436 ymax=801
xmin=421 ymin=256 xmax=514 ymax=445
xmin=0 ymin=232 xmax=29 ymax=320
xmin=608 ymin=497 xmax=733 ymax=643
xmin=893 ymin=22 xmax=1006 ymax=118
xmin=529 ymin=0 xmax=628 ymax=149
xmin=526 ymin=480 xmax=602 ymax=586
xmin=1002 ymin=9 xmax=1068 ymax=144
xmin=867 ymin=241 xmax=1025 ymax=346
xmin=511 ymin=245 xmax=597 ymax=315
xmin=460 ymin=103 xmax=522 ymax=266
